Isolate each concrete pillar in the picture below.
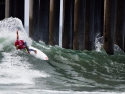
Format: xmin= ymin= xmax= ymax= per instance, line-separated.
xmin=62 ymin=0 xmax=74 ymax=49
xmin=115 ymin=0 xmax=125 ymax=51
xmin=29 ymin=0 xmax=39 ymax=41
xmin=5 ymin=0 xmax=9 ymax=18
xmin=73 ymin=0 xmax=86 ymax=50
xmin=0 ymin=0 xmax=5 ymax=20
xmin=49 ymin=0 xmax=60 ymax=46
xmin=85 ymin=0 xmax=95 ymax=50
xmin=29 ymin=0 xmax=33 ymax=38
xmin=94 ymin=0 xmax=104 ymax=37
xmin=5 ymin=0 xmax=24 ymax=24
xmin=103 ymin=0 xmax=116 ymax=55
xmin=39 ymin=0 xmax=50 ymax=44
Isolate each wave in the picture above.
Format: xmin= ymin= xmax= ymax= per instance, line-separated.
xmin=0 ymin=17 xmax=125 ymax=92
xmin=0 ymin=17 xmax=50 ymax=85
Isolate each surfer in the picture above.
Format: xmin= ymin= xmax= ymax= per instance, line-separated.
xmin=14 ymin=30 xmax=37 ymax=54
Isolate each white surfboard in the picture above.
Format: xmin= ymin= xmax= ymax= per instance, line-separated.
xmin=28 ymin=46 xmax=49 ymax=60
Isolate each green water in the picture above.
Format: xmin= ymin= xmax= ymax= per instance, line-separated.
xmin=0 ymin=17 xmax=125 ymax=94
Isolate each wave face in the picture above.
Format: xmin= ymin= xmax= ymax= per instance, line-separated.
xmin=0 ymin=17 xmax=125 ymax=94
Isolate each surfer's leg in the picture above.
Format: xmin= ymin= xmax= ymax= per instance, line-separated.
xmin=24 ymin=41 xmax=37 ymax=54
xmin=24 ymin=41 xmax=28 ymax=47
xmin=28 ymin=49 xmax=37 ymax=54
xmin=24 ymin=48 xmax=37 ymax=54
xmin=23 ymin=41 xmax=30 ymax=53
xmin=28 ymin=49 xmax=34 ymax=51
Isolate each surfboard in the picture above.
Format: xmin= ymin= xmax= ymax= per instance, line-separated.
xmin=28 ymin=46 xmax=49 ymax=60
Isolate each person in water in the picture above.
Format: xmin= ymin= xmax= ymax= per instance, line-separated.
xmin=14 ymin=30 xmax=37 ymax=54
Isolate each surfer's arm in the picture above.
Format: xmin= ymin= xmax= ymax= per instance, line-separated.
xmin=16 ymin=45 xmax=19 ymax=50
xmin=16 ymin=30 xmax=19 ymax=40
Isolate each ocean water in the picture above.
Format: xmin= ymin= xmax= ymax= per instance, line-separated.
xmin=0 ymin=18 xmax=125 ymax=94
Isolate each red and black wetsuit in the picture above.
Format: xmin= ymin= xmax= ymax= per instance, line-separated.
xmin=14 ymin=40 xmax=25 ymax=49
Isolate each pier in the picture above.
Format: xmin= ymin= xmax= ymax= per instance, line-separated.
xmin=0 ymin=0 xmax=125 ymax=55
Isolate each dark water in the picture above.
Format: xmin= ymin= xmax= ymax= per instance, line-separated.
xmin=0 ymin=18 xmax=125 ymax=94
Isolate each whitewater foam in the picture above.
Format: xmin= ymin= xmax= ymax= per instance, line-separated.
xmin=0 ymin=51 xmax=50 ymax=85
xmin=0 ymin=17 xmax=50 ymax=85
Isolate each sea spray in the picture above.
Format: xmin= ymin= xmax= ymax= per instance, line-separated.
xmin=0 ymin=17 xmax=50 ymax=85
xmin=0 ymin=17 xmax=32 ymax=51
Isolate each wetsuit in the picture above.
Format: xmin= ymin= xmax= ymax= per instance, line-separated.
xmin=14 ymin=40 xmax=34 ymax=51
